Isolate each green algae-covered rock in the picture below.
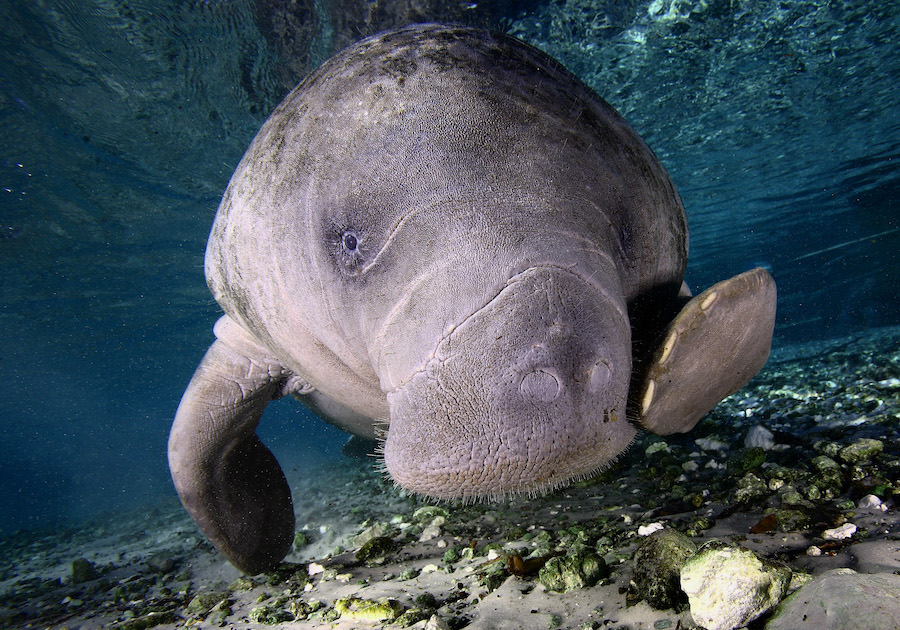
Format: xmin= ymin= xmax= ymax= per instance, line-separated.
xmin=680 ymin=541 xmax=791 ymax=630
xmin=248 ymin=604 xmax=294 ymax=624
xmin=334 ymin=596 xmax=405 ymax=622
xmin=228 ymin=576 xmax=256 ymax=592
xmin=293 ymin=531 xmax=311 ymax=548
xmin=772 ymin=508 xmax=811 ymax=533
xmin=479 ymin=557 xmax=510 ymax=592
xmin=632 ymin=528 xmax=698 ymax=610
xmin=734 ymin=472 xmax=769 ymax=503
xmin=396 ymin=607 xmax=429 ymax=626
xmin=286 ymin=598 xmax=322 ymax=621
xmin=810 ymin=455 xmax=844 ymax=499
xmin=442 ymin=546 xmax=461 ymax=564
xmin=116 ymin=610 xmax=174 ymax=630
xmin=356 ymin=535 xmax=395 ymax=562
xmin=538 ymin=551 xmax=608 ymax=593
xmin=839 ymin=438 xmax=883 ymax=464
xmin=185 ymin=591 xmax=228 ymax=616
xmin=353 ymin=523 xmax=386 ymax=548
xmin=811 ymin=455 xmax=842 ymax=478
xmin=413 ymin=506 xmax=450 ymax=523
xmin=728 ymin=447 xmax=766 ymax=475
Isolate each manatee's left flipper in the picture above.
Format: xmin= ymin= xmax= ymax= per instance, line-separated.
xmin=637 ymin=267 xmax=777 ymax=435
xmin=168 ymin=316 xmax=306 ymax=574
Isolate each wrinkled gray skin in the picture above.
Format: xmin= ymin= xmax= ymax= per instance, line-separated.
xmin=168 ymin=24 xmax=777 ymax=574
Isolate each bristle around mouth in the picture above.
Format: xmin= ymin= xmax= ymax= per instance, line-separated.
xmin=369 ymin=426 xmax=637 ymax=506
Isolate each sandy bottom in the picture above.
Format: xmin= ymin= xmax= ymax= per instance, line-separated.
xmin=2 ymin=327 xmax=899 ymax=629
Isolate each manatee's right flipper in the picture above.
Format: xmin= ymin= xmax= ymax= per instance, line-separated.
xmin=636 ymin=267 xmax=777 ymax=435
xmin=168 ymin=316 xmax=303 ymax=574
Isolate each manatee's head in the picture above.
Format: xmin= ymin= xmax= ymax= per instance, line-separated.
xmin=206 ymin=24 xmax=682 ymax=502
xmin=382 ymin=265 xmax=636 ymax=500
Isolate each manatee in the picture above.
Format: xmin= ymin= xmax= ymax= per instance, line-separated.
xmin=168 ymin=24 xmax=776 ymax=574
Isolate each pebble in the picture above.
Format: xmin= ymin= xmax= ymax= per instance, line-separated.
xmin=645 ymin=441 xmax=670 ymax=455
xmin=744 ymin=425 xmax=775 ymax=450
xmin=857 ymin=494 xmax=885 ymax=510
xmin=822 ymin=523 xmax=856 ymax=540
xmin=146 ymin=552 xmax=175 ymax=574
xmin=638 ymin=522 xmax=665 ymax=536
xmin=424 ymin=615 xmax=451 ymax=630
xmin=695 ymin=437 xmax=729 ymax=452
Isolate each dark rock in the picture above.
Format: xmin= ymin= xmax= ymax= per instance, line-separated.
xmin=355 ymin=535 xmax=395 ymax=562
xmin=631 ymin=528 xmax=697 ymax=610
xmin=71 ymin=558 xmax=99 ymax=583
xmin=146 ymin=552 xmax=176 ymax=574
xmin=728 ymin=447 xmax=766 ymax=474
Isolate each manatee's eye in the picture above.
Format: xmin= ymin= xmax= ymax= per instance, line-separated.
xmin=328 ymin=226 xmax=365 ymax=276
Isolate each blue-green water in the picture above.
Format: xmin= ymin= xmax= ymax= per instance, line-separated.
xmin=1 ymin=0 xmax=897 ymax=533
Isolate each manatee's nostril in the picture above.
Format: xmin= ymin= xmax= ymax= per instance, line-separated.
xmin=520 ymin=369 xmax=561 ymax=403
xmin=590 ymin=360 xmax=612 ymax=392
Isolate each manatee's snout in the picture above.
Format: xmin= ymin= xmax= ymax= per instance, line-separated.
xmin=384 ymin=266 xmax=636 ymax=499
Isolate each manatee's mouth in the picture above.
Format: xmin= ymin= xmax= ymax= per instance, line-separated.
xmin=382 ymin=265 xmax=635 ymax=500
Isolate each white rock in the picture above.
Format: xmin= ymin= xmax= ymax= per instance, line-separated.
xmin=857 ymin=494 xmax=885 ymax=510
xmin=353 ymin=523 xmax=384 ymax=547
xmin=695 ymin=437 xmax=729 ymax=452
xmin=682 ymin=460 xmax=700 ymax=472
xmin=744 ymin=425 xmax=775 ymax=450
xmin=638 ymin=522 xmax=665 ymax=536
xmin=419 ymin=525 xmax=442 ymax=542
xmin=822 ymin=523 xmax=857 ymax=540
xmin=806 ymin=546 xmax=823 ymax=557
xmin=423 ymin=615 xmax=451 ymax=630
xmin=308 ymin=563 xmax=325 ymax=576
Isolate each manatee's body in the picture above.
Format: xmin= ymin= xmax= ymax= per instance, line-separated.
xmin=169 ymin=24 xmax=777 ymax=574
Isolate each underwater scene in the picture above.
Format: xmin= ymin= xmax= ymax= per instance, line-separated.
xmin=1 ymin=0 xmax=898 ymax=628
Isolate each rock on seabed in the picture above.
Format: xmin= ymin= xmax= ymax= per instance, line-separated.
xmin=765 ymin=570 xmax=900 ymax=630
xmin=538 ymin=550 xmax=608 ymax=593
xmin=680 ymin=541 xmax=791 ymax=630
xmin=631 ymin=528 xmax=697 ymax=610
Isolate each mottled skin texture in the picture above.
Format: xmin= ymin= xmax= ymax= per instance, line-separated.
xmin=168 ymin=24 xmax=777 ymax=574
